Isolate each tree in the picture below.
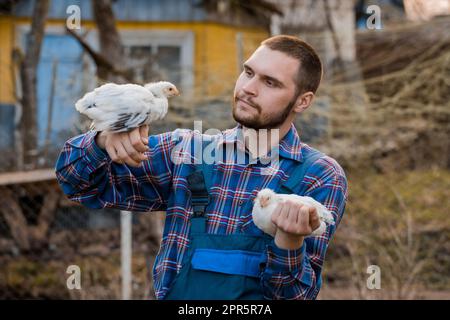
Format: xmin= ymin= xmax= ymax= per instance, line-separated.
xmin=18 ymin=0 xmax=50 ymax=169
xmin=66 ymin=0 xmax=133 ymax=83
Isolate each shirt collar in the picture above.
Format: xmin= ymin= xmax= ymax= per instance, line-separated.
xmin=219 ymin=123 xmax=303 ymax=162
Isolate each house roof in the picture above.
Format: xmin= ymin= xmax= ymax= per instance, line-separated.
xmin=8 ymin=0 xmax=281 ymax=28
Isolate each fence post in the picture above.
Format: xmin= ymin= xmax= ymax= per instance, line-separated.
xmin=121 ymin=210 xmax=132 ymax=300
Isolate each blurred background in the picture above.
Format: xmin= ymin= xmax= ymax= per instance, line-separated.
xmin=0 ymin=0 xmax=448 ymax=299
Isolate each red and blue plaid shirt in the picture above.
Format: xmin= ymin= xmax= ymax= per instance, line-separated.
xmin=55 ymin=123 xmax=348 ymax=300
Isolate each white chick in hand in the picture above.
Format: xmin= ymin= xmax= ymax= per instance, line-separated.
xmin=252 ymin=188 xmax=335 ymax=237
xmin=75 ymin=81 xmax=179 ymax=132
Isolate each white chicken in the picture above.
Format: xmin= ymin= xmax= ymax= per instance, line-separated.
xmin=252 ymin=188 xmax=335 ymax=237
xmin=75 ymin=81 xmax=179 ymax=132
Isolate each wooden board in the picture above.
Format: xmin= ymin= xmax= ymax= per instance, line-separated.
xmin=0 ymin=169 xmax=56 ymax=186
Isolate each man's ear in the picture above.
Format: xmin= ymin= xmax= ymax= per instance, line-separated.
xmin=293 ymin=91 xmax=315 ymax=113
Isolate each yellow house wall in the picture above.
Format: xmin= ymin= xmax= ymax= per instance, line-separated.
xmin=0 ymin=17 xmax=14 ymax=104
xmin=0 ymin=18 xmax=268 ymax=104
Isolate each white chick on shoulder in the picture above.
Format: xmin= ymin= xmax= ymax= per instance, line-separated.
xmin=75 ymin=81 xmax=179 ymax=132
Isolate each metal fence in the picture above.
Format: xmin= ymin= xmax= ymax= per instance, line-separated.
xmin=2 ymin=17 xmax=450 ymax=300
xmin=0 ymin=171 xmax=165 ymax=299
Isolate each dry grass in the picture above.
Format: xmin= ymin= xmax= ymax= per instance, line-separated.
xmin=322 ymin=168 xmax=450 ymax=299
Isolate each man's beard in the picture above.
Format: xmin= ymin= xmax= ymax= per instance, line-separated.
xmin=232 ymin=94 xmax=298 ymax=130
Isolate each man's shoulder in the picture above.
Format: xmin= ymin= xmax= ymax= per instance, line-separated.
xmin=300 ymin=142 xmax=347 ymax=181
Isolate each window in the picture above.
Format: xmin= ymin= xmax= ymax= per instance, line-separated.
xmin=125 ymin=45 xmax=182 ymax=85
xmin=121 ymin=30 xmax=194 ymax=98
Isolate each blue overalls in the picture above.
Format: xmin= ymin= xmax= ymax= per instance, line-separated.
xmin=164 ymin=138 xmax=323 ymax=300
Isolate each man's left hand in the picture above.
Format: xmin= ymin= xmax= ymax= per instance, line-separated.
xmin=270 ymin=200 xmax=321 ymax=250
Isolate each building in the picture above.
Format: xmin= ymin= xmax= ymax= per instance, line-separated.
xmin=0 ymin=0 xmax=278 ymax=170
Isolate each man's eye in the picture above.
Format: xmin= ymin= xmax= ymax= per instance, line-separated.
xmin=265 ymin=80 xmax=274 ymax=87
xmin=245 ymin=70 xmax=253 ymax=77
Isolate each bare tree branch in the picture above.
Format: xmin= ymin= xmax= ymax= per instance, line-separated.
xmin=91 ymin=0 xmax=132 ymax=83
xmin=65 ymin=27 xmax=133 ymax=82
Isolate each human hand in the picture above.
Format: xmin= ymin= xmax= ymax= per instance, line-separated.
xmin=95 ymin=125 xmax=149 ymax=167
xmin=271 ymin=200 xmax=321 ymax=250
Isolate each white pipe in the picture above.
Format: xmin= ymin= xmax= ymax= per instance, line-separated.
xmin=120 ymin=210 xmax=132 ymax=300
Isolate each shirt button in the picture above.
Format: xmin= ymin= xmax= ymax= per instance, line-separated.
xmin=238 ymin=200 xmax=244 ymax=206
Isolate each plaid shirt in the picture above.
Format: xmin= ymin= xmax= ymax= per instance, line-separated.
xmin=55 ymin=123 xmax=348 ymax=300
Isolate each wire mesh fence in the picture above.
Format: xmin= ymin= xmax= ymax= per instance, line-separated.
xmin=0 ymin=174 xmax=166 ymax=299
xmin=0 ymin=16 xmax=449 ymax=299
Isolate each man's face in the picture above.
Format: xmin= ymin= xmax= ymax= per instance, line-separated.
xmin=233 ymin=45 xmax=300 ymax=129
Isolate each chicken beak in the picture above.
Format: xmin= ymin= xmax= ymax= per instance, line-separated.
xmin=174 ymin=88 xmax=180 ymax=96
xmin=259 ymin=196 xmax=269 ymax=208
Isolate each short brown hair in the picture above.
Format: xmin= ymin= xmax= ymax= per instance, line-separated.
xmin=261 ymin=35 xmax=323 ymax=95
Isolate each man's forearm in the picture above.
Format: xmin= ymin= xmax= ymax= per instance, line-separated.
xmin=55 ymin=131 xmax=111 ymax=206
xmin=55 ymin=130 xmax=175 ymax=212
xmin=274 ymin=229 xmax=304 ymax=250
xmin=262 ymin=240 xmax=321 ymax=300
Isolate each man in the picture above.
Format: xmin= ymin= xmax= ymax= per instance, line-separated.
xmin=55 ymin=35 xmax=348 ymax=300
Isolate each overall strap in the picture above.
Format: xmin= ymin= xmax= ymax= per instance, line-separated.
xmin=186 ymin=135 xmax=218 ymax=233
xmin=186 ymin=170 xmax=210 ymax=218
xmin=279 ymin=148 xmax=324 ymax=194
xmin=199 ymin=142 xmax=216 ymax=193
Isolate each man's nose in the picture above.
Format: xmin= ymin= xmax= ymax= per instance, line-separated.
xmin=242 ymin=78 xmax=258 ymax=96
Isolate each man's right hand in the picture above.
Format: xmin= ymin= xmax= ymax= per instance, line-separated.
xmin=95 ymin=125 xmax=149 ymax=167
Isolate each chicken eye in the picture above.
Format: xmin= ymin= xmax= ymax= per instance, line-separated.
xmin=169 ymin=88 xmax=173 ymax=91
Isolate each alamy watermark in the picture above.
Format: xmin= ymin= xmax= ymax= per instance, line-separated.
xmin=66 ymin=265 xmax=81 ymax=290
xmin=169 ymin=121 xmax=281 ymax=176
xmin=366 ymin=5 xmax=382 ymax=30
xmin=366 ymin=265 xmax=381 ymax=290
xmin=66 ymin=5 xmax=81 ymax=30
